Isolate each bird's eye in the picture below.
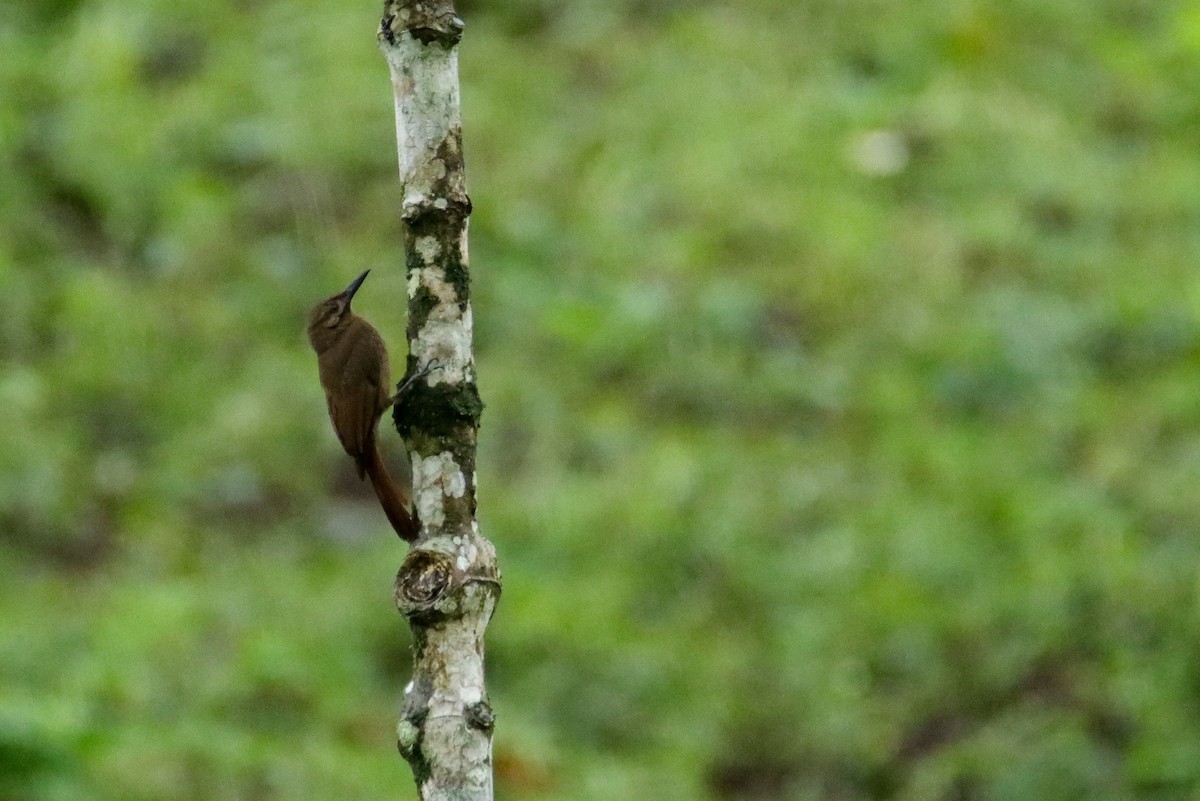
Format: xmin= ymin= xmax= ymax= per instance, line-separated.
xmin=323 ymin=300 xmax=344 ymax=328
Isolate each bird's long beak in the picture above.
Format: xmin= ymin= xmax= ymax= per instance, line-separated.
xmin=343 ymin=269 xmax=370 ymax=302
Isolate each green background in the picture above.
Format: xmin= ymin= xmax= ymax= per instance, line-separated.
xmin=4 ymin=0 xmax=1200 ymax=799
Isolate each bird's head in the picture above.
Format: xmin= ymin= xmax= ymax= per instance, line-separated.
xmin=306 ymin=269 xmax=370 ymax=350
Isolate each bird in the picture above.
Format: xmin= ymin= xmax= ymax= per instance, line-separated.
xmin=307 ymin=270 xmax=417 ymax=541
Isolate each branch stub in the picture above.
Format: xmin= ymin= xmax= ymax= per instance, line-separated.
xmin=395 ymin=549 xmax=454 ymax=622
xmin=380 ymin=0 xmax=464 ymax=49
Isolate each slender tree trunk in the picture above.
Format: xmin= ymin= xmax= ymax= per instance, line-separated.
xmin=377 ymin=3 xmax=499 ymax=799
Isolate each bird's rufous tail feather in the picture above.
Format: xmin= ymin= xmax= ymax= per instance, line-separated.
xmin=364 ymin=445 xmax=417 ymax=541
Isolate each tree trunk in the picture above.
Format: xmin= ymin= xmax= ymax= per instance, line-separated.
xmin=377 ymin=3 xmax=499 ymax=799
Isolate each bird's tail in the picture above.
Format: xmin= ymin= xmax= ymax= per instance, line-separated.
xmin=364 ymin=444 xmax=418 ymax=541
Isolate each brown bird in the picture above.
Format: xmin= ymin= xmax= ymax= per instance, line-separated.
xmin=307 ymin=270 xmax=417 ymax=541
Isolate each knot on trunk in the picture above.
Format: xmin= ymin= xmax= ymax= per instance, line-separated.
xmin=380 ymin=0 xmax=464 ymax=48
xmin=395 ymin=549 xmax=455 ymax=623
xmin=394 ymin=539 xmax=499 ymax=624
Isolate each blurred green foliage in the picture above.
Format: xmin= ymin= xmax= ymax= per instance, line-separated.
xmin=3 ymin=0 xmax=1200 ymax=799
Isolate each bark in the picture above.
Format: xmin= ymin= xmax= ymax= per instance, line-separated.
xmin=378 ymin=3 xmax=499 ymax=799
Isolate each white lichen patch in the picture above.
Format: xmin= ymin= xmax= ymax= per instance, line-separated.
xmin=396 ymin=719 xmax=419 ymax=750
xmin=384 ymin=37 xmax=460 ymax=190
xmin=453 ymin=537 xmax=480 ymax=572
xmin=407 ymin=265 xmax=475 ymax=382
xmin=472 ymin=521 xmax=499 ymax=566
xmin=424 ymin=623 xmax=487 ymax=719
xmin=413 ymin=451 xmax=467 ymax=527
xmin=413 ymin=315 xmax=475 ymax=385
xmin=415 ymin=235 xmax=441 ymax=264
xmin=420 ymin=266 xmax=459 ymax=307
